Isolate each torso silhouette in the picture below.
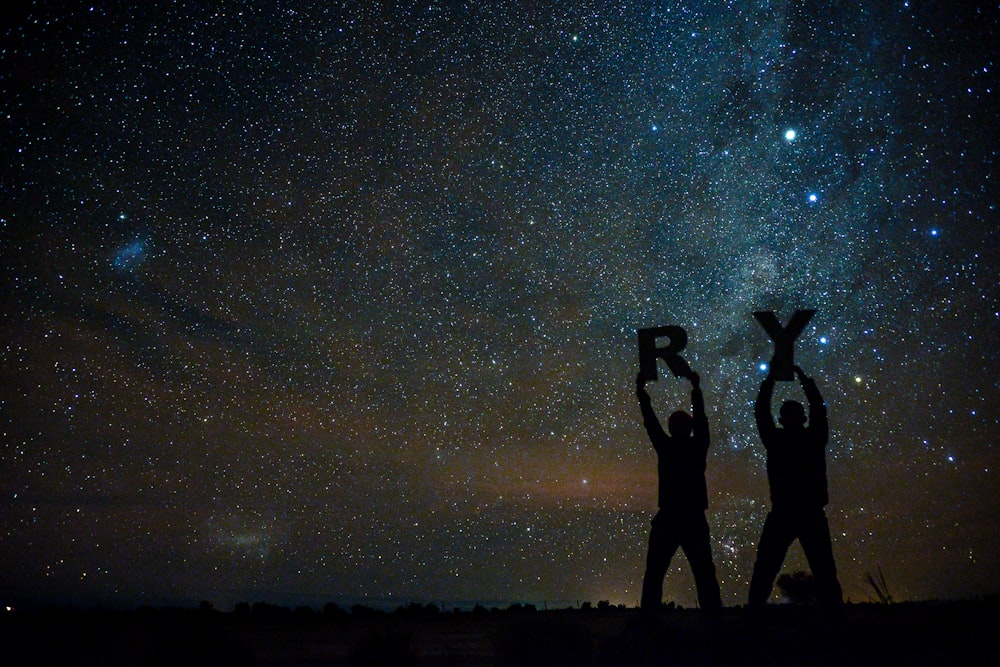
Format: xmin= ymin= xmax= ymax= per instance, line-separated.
xmin=755 ymin=376 xmax=829 ymax=510
xmin=639 ymin=387 xmax=709 ymax=512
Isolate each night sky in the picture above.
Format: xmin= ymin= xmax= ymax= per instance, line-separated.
xmin=2 ymin=1 xmax=997 ymax=611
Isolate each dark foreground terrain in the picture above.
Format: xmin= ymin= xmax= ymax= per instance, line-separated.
xmin=2 ymin=600 xmax=997 ymax=666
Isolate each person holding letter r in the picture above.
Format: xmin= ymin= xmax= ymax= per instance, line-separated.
xmin=637 ymin=370 xmax=722 ymax=624
xmin=747 ymin=364 xmax=844 ymax=614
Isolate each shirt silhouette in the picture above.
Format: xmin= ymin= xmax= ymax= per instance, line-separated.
xmin=637 ymin=372 xmax=722 ymax=621
xmin=747 ymin=365 xmax=843 ymax=612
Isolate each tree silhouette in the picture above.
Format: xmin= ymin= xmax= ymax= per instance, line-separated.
xmin=776 ymin=570 xmax=818 ymax=605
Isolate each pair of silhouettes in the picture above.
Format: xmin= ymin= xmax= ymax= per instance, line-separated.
xmin=636 ymin=365 xmax=843 ymax=621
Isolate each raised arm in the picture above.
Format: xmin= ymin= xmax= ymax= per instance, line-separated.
xmin=795 ymin=366 xmax=828 ymax=445
xmin=690 ymin=372 xmax=709 ymax=447
xmin=636 ymin=372 xmax=667 ymax=448
xmin=755 ymin=372 xmax=776 ymax=440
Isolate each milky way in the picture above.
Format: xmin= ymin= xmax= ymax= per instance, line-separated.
xmin=2 ymin=1 xmax=997 ymax=610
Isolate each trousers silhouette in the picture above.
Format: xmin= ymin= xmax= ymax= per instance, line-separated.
xmin=747 ymin=507 xmax=843 ymax=609
xmin=641 ymin=510 xmax=722 ymax=614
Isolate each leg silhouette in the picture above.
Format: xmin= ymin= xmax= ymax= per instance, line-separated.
xmin=748 ymin=511 xmax=796 ymax=608
xmin=641 ymin=513 xmax=681 ymax=613
xmin=799 ymin=511 xmax=844 ymax=611
xmin=680 ymin=514 xmax=722 ymax=615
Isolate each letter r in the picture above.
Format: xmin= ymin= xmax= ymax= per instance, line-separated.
xmin=637 ymin=326 xmax=693 ymax=382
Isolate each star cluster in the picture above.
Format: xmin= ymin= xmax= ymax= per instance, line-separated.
xmin=1 ymin=1 xmax=997 ymax=610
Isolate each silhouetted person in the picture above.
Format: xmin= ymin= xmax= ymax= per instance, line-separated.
xmin=747 ymin=364 xmax=844 ymax=613
xmin=637 ymin=371 xmax=722 ymax=623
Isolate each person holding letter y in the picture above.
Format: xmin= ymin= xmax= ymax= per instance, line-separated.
xmin=636 ymin=370 xmax=722 ymax=625
xmin=747 ymin=363 xmax=844 ymax=615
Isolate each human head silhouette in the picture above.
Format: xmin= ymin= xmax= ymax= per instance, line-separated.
xmin=668 ymin=410 xmax=694 ymax=437
xmin=778 ymin=400 xmax=807 ymax=428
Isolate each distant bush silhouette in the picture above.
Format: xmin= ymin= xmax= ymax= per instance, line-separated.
xmin=394 ymin=602 xmax=440 ymax=617
xmin=251 ymin=601 xmax=291 ymax=618
xmin=350 ymin=604 xmax=383 ymax=617
xmin=649 ymin=600 xmax=677 ymax=611
xmin=776 ymin=570 xmax=818 ymax=605
xmin=324 ymin=602 xmax=348 ymax=618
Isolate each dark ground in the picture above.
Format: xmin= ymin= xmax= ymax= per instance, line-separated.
xmin=2 ymin=600 xmax=997 ymax=666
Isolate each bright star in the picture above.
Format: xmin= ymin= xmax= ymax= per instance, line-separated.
xmin=808 ymin=193 xmax=818 ymax=203
xmin=784 ymin=129 xmax=797 ymax=142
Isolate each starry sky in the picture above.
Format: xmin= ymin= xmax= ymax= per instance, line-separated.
xmin=2 ymin=1 xmax=997 ymax=611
